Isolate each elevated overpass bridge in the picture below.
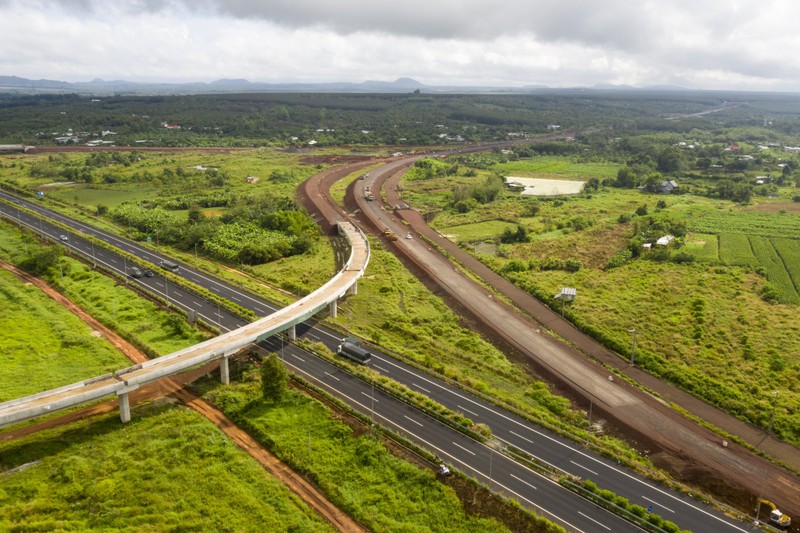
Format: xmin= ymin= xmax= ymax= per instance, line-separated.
xmin=0 ymin=220 xmax=369 ymax=427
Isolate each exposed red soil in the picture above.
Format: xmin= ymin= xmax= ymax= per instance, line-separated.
xmin=298 ymin=159 xmax=800 ymax=522
xmin=0 ymin=261 xmax=366 ymax=533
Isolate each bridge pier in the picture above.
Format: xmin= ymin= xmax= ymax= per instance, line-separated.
xmin=220 ymin=355 xmax=230 ymax=385
xmin=117 ymin=384 xmax=139 ymax=423
xmin=329 ymin=299 xmax=338 ymax=318
xmin=348 ymin=281 xmax=358 ymax=296
xmin=287 ymin=325 xmax=296 ymax=340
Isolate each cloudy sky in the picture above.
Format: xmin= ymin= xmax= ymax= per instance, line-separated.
xmin=2 ymin=0 xmax=799 ymax=91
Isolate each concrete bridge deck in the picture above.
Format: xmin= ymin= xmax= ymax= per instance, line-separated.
xmin=0 ymin=220 xmax=369 ymax=428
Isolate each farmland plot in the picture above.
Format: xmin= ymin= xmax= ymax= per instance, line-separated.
xmin=772 ymin=238 xmax=800 ymax=294
xmin=719 ymin=233 xmax=759 ymax=266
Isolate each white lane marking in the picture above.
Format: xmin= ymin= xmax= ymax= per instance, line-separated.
xmin=451 ymin=441 xmax=476 ymax=456
xmin=643 ymin=496 xmax=675 ymax=514
xmin=510 ymin=473 xmax=537 ymax=491
xmin=456 ymin=404 xmax=480 ymax=418
xmin=196 ymin=313 xmax=231 ymax=332
xmin=373 ymin=364 xmax=389 ymax=373
xmin=231 ymin=296 xmax=242 ymax=303
xmin=192 ymin=300 xmax=203 ymax=307
xmin=411 ymin=382 xmax=430 ymax=393
xmin=361 ymin=392 xmax=378 ymax=403
xmin=323 ymin=371 xmax=340 ymax=381
xmin=570 ymin=460 xmax=598 ymax=476
xmin=372 ymin=353 xmax=748 ymax=531
xmin=578 ymin=512 xmax=610 ymax=531
xmin=403 ymin=415 xmax=423 ymax=427
xmin=281 ymin=356 xmax=586 ymax=532
xmin=509 ymin=430 xmax=535 ymax=445
xmin=291 ymin=354 xmax=306 ymax=363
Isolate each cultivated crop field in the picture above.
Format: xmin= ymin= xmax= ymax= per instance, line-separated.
xmin=0 ymin=405 xmax=336 ymax=531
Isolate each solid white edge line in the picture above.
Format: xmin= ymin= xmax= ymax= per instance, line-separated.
xmin=283 ymin=358 xmax=590 ymax=533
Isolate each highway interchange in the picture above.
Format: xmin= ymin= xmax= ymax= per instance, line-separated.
xmin=0 ymin=188 xmax=760 ymax=532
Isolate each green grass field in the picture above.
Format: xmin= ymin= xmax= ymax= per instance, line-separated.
xmin=403 ymin=157 xmax=800 ymax=446
xmin=439 ymin=220 xmax=519 ymax=242
xmin=0 ymin=220 xmax=210 ymax=381
xmin=199 ymin=374 xmax=514 ymax=533
xmin=0 ymin=268 xmax=130 ymax=401
xmin=0 ymin=405 xmax=336 ymax=532
xmin=494 ymin=157 xmax=620 ymax=180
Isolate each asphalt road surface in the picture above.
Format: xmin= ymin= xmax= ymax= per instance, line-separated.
xmin=0 ymin=192 xmax=757 ymax=532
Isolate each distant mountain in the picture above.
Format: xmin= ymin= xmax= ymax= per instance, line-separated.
xmin=0 ymin=75 xmax=438 ymax=95
xmin=0 ymin=74 xmax=692 ymax=96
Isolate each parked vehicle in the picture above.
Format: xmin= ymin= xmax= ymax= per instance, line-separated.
xmin=757 ymin=499 xmax=791 ymax=528
xmin=336 ymin=341 xmax=372 ymax=365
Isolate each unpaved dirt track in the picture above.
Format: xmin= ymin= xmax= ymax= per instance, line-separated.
xmin=0 ymin=261 xmax=366 ymax=533
xmin=299 ymin=157 xmax=800 ymax=520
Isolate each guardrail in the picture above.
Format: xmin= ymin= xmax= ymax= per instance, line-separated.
xmin=0 ymin=219 xmax=369 ymax=428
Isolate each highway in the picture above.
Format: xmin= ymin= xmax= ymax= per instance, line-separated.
xmin=0 ymin=190 xmax=757 ymax=532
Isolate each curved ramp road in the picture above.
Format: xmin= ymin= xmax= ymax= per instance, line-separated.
xmin=351 ymin=158 xmax=800 ymax=522
xmin=0 ymin=175 xmax=756 ymax=532
xmin=0 ymin=195 xmax=369 ymax=427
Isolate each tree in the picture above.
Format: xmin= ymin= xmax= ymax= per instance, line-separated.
xmin=614 ymin=167 xmax=638 ymax=188
xmin=261 ymin=353 xmax=288 ymax=402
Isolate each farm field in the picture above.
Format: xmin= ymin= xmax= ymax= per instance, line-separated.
xmin=0 ymin=405 xmax=337 ymax=532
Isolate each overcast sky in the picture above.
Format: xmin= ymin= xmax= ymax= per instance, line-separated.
xmin=2 ymin=0 xmax=800 ymax=91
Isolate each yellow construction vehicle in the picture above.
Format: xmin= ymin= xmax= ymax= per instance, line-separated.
xmin=757 ymin=499 xmax=791 ymax=528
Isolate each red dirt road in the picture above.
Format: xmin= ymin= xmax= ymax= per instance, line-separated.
xmin=299 ymin=158 xmax=800 ymax=520
xmin=0 ymin=261 xmax=365 ymax=533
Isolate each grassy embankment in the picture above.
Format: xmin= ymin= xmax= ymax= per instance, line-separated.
xmin=195 ymin=366 xmax=559 ymax=533
xmin=0 ymin=405 xmax=337 ymax=532
xmin=0 ymin=267 xmax=129 ymax=401
xmin=0 ymin=207 xmax=203 ymax=402
xmin=1 ymin=151 xmax=660 ymax=468
xmin=405 ymin=155 xmax=800 ymax=447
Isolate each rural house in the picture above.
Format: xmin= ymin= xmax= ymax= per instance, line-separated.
xmin=657 ymin=180 xmax=678 ymax=194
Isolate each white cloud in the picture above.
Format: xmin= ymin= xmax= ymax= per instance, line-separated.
xmin=1 ymin=0 xmax=800 ymax=90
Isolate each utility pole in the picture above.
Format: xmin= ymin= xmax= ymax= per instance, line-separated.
xmin=628 ymin=328 xmax=637 ymax=366
xmin=768 ymin=391 xmax=779 ymax=435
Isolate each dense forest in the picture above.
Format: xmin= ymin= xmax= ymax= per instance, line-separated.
xmin=5 ymin=90 xmax=800 ymax=147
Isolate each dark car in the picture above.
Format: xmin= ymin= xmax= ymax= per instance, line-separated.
xmin=143 ymin=269 xmax=155 ymax=277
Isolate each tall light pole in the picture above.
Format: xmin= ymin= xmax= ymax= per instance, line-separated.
xmin=194 ymin=242 xmax=198 ymax=267
xmin=628 ymin=328 xmax=637 ymax=366
xmin=768 ymin=391 xmax=779 ymax=435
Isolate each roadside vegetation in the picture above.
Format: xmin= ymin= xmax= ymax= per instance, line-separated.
xmin=0 ymin=267 xmax=128 ymax=401
xmin=0 ymin=220 xmax=210 ymax=373
xmin=194 ymin=363 xmax=518 ymax=533
xmin=401 ymin=135 xmax=800 ymax=446
xmin=0 ymin=405 xmax=336 ymax=531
